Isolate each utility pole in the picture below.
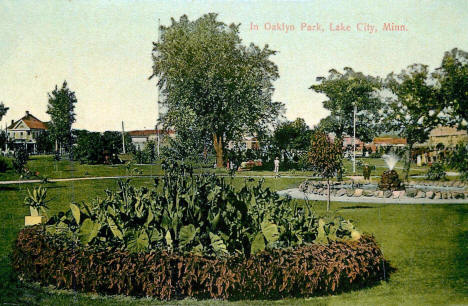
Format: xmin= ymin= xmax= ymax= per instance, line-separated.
xmin=353 ymin=103 xmax=356 ymax=173
xmin=121 ymin=121 xmax=126 ymax=154
xmin=156 ymin=18 xmax=161 ymax=158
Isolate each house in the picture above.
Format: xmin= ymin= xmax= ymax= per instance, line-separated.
xmin=128 ymin=129 xmax=175 ymax=151
xmin=227 ymin=136 xmax=260 ymax=151
xmin=368 ymin=136 xmax=407 ymax=153
xmin=7 ymin=111 xmax=48 ymax=153
xmin=428 ymin=126 xmax=468 ymax=148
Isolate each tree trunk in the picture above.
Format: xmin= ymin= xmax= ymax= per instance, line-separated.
xmin=404 ymin=143 xmax=413 ymax=181
xmin=213 ymin=134 xmax=223 ymax=168
xmin=327 ymin=179 xmax=331 ymax=212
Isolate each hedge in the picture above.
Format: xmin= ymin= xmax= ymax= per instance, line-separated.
xmin=12 ymin=227 xmax=388 ymax=300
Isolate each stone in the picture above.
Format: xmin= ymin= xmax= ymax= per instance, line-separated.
xmin=426 ymin=191 xmax=435 ymax=199
xmin=406 ymin=188 xmax=418 ymax=198
xmin=376 ymin=190 xmax=384 ymax=198
xmin=346 ymin=189 xmax=355 ymax=197
xmin=453 ymin=192 xmax=465 ymax=199
xmin=392 ymin=190 xmax=401 ymax=199
xmin=433 ymin=192 xmax=441 ymax=200
xmin=399 ymin=190 xmax=406 ymax=198
xmin=442 ymin=192 xmax=448 ymax=199
xmin=384 ymin=190 xmax=392 ymax=198
xmin=336 ymin=188 xmax=347 ymax=197
xmin=363 ymin=190 xmax=374 ymax=197
xmin=316 ymin=188 xmax=323 ymax=194
xmin=353 ymin=189 xmax=363 ymax=197
xmin=415 ymin=191 xmax=426 ymax=198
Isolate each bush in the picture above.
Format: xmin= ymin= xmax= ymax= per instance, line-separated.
xmin=0 ymin=156 xmax=11 ymax=172
xmin=12 ymin=227 xmax=388 ymax=300
xmin=449 ymin=143 xmax=468 ymax=181
xmin=426 ymin=162 xmax=446 ymax=181
xmin=42 ymin=161 xmax=359 ymax=256
xmin=12 ymin=146 xmax=28 ymax=174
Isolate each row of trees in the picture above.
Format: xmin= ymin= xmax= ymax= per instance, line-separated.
xmin=312 ymin=48 xmax=467 ymax=179
xmin=151 ymin=14 xmax=467 ymax=179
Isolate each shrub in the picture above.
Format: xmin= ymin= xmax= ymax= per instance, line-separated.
xmin=0 ymin=156 xmax=11 ymax=172
xmin=12 ymin=227 xmax=388 ymax=300
xmin=448 ymin=143 xmax=468 ymax=181
xmin=42 ymin=161 xmax=359 ymax=257
xmin=426 ymin=162 xmax=446 ymax=181
xmin=12 ymin=146 xmax=28 ymax=174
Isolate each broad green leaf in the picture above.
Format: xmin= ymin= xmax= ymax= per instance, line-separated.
xmin=70 ymin=203 xmax=80 ymax=224
xmin=79 ymin=219 xmax=101 ymax=245
xmin=165 ymin=230 xmax=173 ymax=249
xmin=127 ymin=230 xmax=149 ymax=253
xmin=210 ymin=212 xmax=221 ymax=231
xmin=145 ymin=210 xmax=154 ymax=227
xmin=179 ymin=224 xmax=197 ymax=248
xmin=107 ymin=216 xmax=123 ymax=240
xmin=209 ymin=232 xmax=228 ymax=256
xmin=251 ymin=232 xmax=265 ymax=255
xmin=261 ymin=219 xmax=279 ymax=244
xmin=149 ymin=228 xmax=162 ymax=243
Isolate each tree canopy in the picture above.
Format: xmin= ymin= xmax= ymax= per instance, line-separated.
xmin=384 ymin=64 xmax=440 ymax=179
xmin=310 ymin=67 xmax=382 ymax=143
xmin=434 ymin=48 xmax=468 ymax=130
xmin=272 ymin=118 xmax=311 ymax=152
xmin=0 ymin=102 xmax=9 ymax=121
xmin=151 ymin=14 xmax=284 ymax=167
xmin=46 ymin=81 xmax=77 ymax=153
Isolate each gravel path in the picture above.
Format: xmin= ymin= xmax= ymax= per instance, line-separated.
xmin=277 ymin=188 xmax=468 ymax=204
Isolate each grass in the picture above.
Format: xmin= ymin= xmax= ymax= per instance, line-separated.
xmin=0 ymin=174 xmax=466 ymax=305
xmin=0 ymin=155 xmax=439 ymax=183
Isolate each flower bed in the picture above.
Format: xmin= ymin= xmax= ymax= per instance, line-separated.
xmin=12 ymin=226 xmax=387 ymax=300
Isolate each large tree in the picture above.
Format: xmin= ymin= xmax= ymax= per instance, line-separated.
xmin=384 ymin=64 xmax=440 ymax=180
xmin=310 ymin=67 xmax=383 ymax=143
xmin=272 ymin=118 xmax=312 ymax=160
xmin=150 ymin=14 xmax=284 ymax=167
xmin=46 ymin=81 xmax=77 ymax=154
xmin=434 ymin=48 xmax=468 ymax=129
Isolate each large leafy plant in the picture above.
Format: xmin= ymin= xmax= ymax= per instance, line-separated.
xmin=45 ymin=161 xmax=358 ymax=256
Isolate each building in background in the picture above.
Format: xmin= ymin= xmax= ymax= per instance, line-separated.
xmin=428 ymin=126 xmax=468 ymax=147
xmin=128 ymin=129 xmax=175 ymax=151
xmin=7 ymin=111 xmax=48 ymax=153
xmin=368 ymin=136 xmax=407 ymax=153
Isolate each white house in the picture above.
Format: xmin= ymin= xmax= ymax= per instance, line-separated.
xmin=128 ymin=129 xmax=175 ymax=151
xmin=7 ymin=111 xmax=48 ymax=153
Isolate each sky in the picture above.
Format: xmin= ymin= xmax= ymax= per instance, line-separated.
xmin=1 ymin=0 xmax=468 ymax=132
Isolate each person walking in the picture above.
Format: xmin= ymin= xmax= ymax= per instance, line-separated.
xmin=274 ymin=157 xmax=280 ymax=177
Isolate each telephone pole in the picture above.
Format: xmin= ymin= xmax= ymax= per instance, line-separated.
xmin=121 ymin=121 xmax=126 ymax=154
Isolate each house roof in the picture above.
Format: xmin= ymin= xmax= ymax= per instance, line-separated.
xmin=128 ymin=129 xmax=175 ymax=137
xmin=373 ymin=137 xmax=407 ymax=145
xmin=8 ymin=112 xmax=48 ymax=130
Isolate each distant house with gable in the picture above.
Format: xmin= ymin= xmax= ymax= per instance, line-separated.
xmin=7 ymin=111 xmax=48 ymax=153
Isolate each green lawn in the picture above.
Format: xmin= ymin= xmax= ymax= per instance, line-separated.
xmin=0 ymin=155 xmax=437 ymax=183
xmin=0 ymin=176 xmax=466 ymax=305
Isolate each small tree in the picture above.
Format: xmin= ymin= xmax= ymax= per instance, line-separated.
xmin=0 ymin=102 xmax=9 ymax=121
xmin=306 ymin=130 xmax=343 ymax=211
xmin=47 ymin=81 xmax=77 ymax=154
xmin=13 ymin=145 xmax=29 ymax=174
